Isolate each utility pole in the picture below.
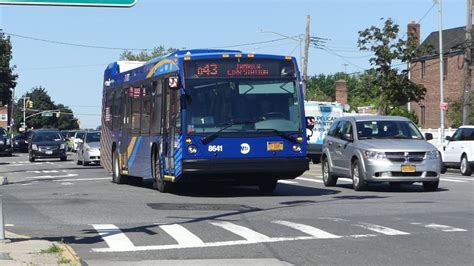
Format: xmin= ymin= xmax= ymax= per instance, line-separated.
xmin=436 ymin=0 xmax=445 ymax=143
xmin=463 ymin=0 xmax=473 ymax=125
xmin=20 ymin=97 xmax=29 ymax=131
xmin=303 ymin=15 xmax=311 ymax=96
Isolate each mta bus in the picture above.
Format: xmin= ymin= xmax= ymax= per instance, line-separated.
xmin=101 ymin=49 xmax=310 ymax=193
xmin=305 ymin=101 xmax=343 ymax=164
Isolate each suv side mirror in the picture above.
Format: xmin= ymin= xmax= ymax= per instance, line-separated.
xmin=425 ymin=133 xmax=433 ymax=141
xmin=445 ymin=135 xmax=452 ymax=141
xmin=343 ymin=133 xmax=354 ymax=142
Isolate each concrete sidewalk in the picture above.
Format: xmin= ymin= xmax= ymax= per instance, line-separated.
xmin=0 ymin=231 xmax=81 ymax=266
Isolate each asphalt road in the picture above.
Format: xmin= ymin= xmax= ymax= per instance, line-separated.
xmin=1 ymin=152 xmax=473 ymax=265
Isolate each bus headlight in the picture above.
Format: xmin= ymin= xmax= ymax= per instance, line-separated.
xmin=187 ymin=144 xmax=198 ymax=154
xmin=292 ymin=143 xmax=301 ymax=152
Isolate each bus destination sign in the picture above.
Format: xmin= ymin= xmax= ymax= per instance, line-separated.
xmin=185 ymin=59 xmax=293 ymax=78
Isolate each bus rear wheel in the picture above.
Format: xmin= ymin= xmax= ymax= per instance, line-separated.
xmin=152 ymin=152 xmax=172 ymax=193
xmin=112 ymin=150 xmax=126 ymax=184
xmin=258 ymin=178 xmax=277 ymax=194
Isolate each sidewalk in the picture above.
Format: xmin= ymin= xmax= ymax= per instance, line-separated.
xmin=0 ymin=231 xmax=81 ymax=266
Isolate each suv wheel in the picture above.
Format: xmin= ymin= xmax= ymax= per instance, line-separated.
xmin=352 ymin=159 xmax=367 ymax=191
xmin=423 ymin=181 xmax=439 ymax=191
xmin=29 ymin=155 xmax=35 ymax=162
xmin=460 ymin=155 xmax=472 ymax=176
xmin=322 ymin=157 xmax=337 ymax=186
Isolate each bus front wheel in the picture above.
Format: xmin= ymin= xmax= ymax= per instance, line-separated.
xmin=112 ymin=150 xmax=126 ymax=184
xmin=152 ymin=152 xmax=172 ymax=193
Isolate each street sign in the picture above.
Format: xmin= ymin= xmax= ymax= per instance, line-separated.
xmin=42 ymin=111 xmax=53 ymax=117
xmin=440 ymin=102 xmax=449 ymax=110
xmin=0 ymin=0 xmax=136 ymax=7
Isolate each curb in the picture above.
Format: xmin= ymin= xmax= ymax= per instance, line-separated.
xmin=60 ymin=242 xmax=82 ymax=266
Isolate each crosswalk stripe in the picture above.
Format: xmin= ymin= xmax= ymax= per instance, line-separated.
xmin=273 ymin=221 xmax=341 ymax=239
xmin=440 ymin=178 xmax=467 ymax=183
xmin=160 ymin=224 xmax=205 ymax=247
xmin=92 ymin=224 xmax=136 ymax=251
xmin=209 ymin=221 xmax=271 ymax=242
xmin=411 ymin=223 xmax=467 ymax=232
xmin=278 ymin=180 xmax=298 ymax=184
xmin=296 ymin=177 xmax=323 ymax=183
xmin=356 ymin=223 xmax=410 ymax=235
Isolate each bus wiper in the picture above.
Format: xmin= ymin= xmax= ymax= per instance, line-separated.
xmin=257 ymin=128 xmax=298 ymax=143
xmin=201 ymin=120 xmax=257 ymax=145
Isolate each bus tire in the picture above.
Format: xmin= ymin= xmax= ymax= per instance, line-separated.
xmin=258 ymin=178 xmax=277 ymax=194
xmin=112 ymin=150 xmax=126 ymax=184
xmin=152 ymin=151 xmax=172 ymax=193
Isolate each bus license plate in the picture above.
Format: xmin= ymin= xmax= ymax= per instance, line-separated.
xmin=401 ymin=165 xmax=416 ymax=172
xmin=267 ymin=142 xmax=283 ymax=151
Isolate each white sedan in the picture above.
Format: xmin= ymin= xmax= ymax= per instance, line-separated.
xmin=75 ymin=131 xmax=101 ymax=166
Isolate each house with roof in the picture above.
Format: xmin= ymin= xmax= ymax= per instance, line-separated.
xmin=408 ymin=22 xmax=471 ymax=128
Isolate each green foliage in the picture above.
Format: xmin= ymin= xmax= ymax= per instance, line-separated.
xmin=13 ymin=87 xmax=79 ymax=130
xmin=41 ymin=244 xmax=63 ymax=254
xmin=0 ymin=31 xmax=17 ymax=107
xmin=388 ymin=106 xmax=419 ymax=125
xmin=447 ymin=92 xmax=474 ymax=128
xmin=120 ymin=46 xmax=180 ymax=61
xmin=357 ymin=18 xmax=426 ymax=114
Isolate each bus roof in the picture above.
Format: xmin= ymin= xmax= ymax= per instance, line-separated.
xmin=103 ymin=49 xmax=298 ymax=90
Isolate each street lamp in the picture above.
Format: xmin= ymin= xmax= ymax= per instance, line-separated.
xmin=259 ymin=30 xmax=304 ymax=69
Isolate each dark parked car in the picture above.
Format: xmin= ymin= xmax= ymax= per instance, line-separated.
xmin=29 ymin=130 xmax=67 ymax=162
xmin=13 ymin=131 xmax=33 ymax=152
xmin=0 ymin=127 xmax=13 ymax=156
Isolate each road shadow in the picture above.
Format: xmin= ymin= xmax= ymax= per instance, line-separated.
xmin=333 ymin=182 xmax=449 ymax=193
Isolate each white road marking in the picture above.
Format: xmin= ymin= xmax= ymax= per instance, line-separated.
xmin=25 ymin=174 xmax=78 ymax=179
xmin=91 ymin=224 xmax=136 ymax=251
xmin=318 ymin=217 xmax=350 ymax=222
xmin=159 ymin=224 xmax=205 ymax=247
xmin=5 ymin=224 xmax=14 ymax=227
xmin=4 ymin=163 xmax=44 ymax=166
xmin=278 ymin=180 xmax=298 ymax=184
xmin=209 ymin=221 xmax=271 ymax=242
xmin=441 ymin=174 xmax=473 ymax=180
xmin=52 ymin=177 xmax=109 ymax=182
xmin=411 ymin=223 xmax=467 ymax=232
xmin=60 ymin=182 xmax=74 ymax=186
xmin=296 ymin=177 xmax=323 ymax=183
xmin=356 ymin=223 xmax=410 ymax=235
xmin=440 ymin=178 xmax=467 ymax=183
xmin=273 ymin=220 xmax=341 ymax=239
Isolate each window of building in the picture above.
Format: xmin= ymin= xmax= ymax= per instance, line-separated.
xmin=443 ymin=57 xmax=448 ymax=79
xmin=420 ymin=106 xmax=425 ymax=126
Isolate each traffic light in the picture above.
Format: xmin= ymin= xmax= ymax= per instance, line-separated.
xmin=26 ymin=100 xmax=33 ymax=108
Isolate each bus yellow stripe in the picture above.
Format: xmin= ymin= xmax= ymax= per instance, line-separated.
xmin=127 ymin=137 xmax=137 ymax=158
xmin=146 ymin=59 xmax=177 ymax=78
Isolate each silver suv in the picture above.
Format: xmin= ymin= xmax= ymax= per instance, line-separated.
xmin=321 ymin=116 xmax=441 ymax=191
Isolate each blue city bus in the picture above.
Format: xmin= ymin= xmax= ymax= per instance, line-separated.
xmin=101 ymin=49 xmax=310 ymax=193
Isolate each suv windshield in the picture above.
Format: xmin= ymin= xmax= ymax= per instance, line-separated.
xmin=185 ymin=79 xmax=302 ymax=134
xmin=356 ymin=120 xmax=423 ymax=139
xmin=33 ymin=132 xmax=63 ymax=142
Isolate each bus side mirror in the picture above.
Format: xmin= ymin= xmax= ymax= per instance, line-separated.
xmin=168 ymin=76 xmax=180 ymax=90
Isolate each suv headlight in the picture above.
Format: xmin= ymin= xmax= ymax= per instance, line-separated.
xmin=364 ymin=150 xmax=386 ymax=160
xmin=32 ymin=144 xmax=38 ymax=151
xmin=425 ymin=150 xmax=440 ymax=159
xmin=60 ymin=143 xmax=66 ymax=150
xmin=6 ymin=139 xmax=11 ymax=145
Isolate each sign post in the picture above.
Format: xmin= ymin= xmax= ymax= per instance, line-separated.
xmin=0 ymin=0 xmax=136 ymax=7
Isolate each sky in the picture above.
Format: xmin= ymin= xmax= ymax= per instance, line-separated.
xmin=0 ymin=0 xmax=467 ymax=129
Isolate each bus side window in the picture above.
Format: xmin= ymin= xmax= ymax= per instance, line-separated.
xmin=112 ymin=90 xmax=122 ymax=130
xmin=150 ymin=81 xmax=163 ymax=135
xmin=131 ymin=87 xmax=142 ymax=135
xmin=141 ymin=84 xmax=152 ymax=135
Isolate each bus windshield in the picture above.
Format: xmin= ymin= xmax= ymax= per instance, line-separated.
xmin=185 ymin=78 xmax=303 ymax=134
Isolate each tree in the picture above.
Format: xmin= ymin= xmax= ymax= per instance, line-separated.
xmin=0 ymin=31 xmax=17 ymax=107
xmin=13 ymin=87 xmax=79 ymax=131
xmin=120 ymin=46 xmax=180 ymax=61
xmin=357 ymin=18 xmax=426 ymax=114
xmin=447 ymin=92 xmax=474 ymax=128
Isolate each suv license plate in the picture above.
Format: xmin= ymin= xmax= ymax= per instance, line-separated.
xmin=401 ymin=165 xmax=416 ymax=172
xmin=45 ymin=150 xmax=53 ymax=155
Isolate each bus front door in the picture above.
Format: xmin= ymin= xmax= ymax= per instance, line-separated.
xmin=162 ymin=80 xmax=180 ymax=177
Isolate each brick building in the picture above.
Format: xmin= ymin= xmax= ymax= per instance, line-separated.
xmin=0 ymin=105 xmax=8 ymax=128
xmin=409 ymin=22 xmax=471 ymax=128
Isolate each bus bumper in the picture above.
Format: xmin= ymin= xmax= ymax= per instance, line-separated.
xmin=181 ymin=157 xmax=309 ymax=180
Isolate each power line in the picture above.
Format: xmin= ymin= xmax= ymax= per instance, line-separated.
xmin=4 ymin=32 xmax=150 ymax=51
xmin=209 ymin=36 xmax=301 ymax=49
